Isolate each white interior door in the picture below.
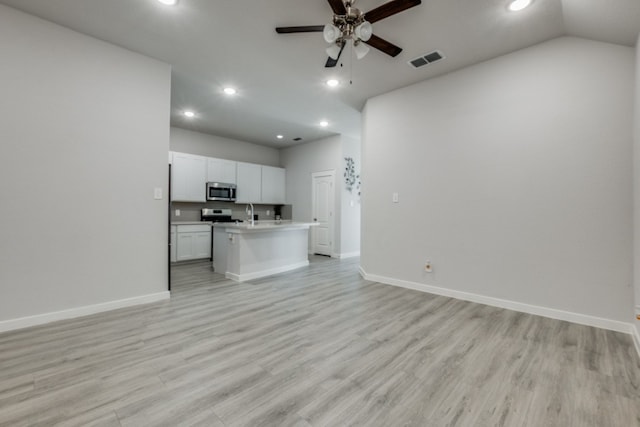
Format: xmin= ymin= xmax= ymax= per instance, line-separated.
xmin=311 ymin=171 xmax=334 ymax=256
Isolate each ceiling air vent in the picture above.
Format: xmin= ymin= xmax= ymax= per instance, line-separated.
xmin=293 ymin=137 xmax=302 ymax=141
xmin=408 ymin=50 xmax=445 ymax=69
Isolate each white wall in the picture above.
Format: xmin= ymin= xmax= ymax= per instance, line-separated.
xmin=170 ymin=127 xmax=280 ymax=167
xmin=0 ymin=5 xmax=171 ymax=325
xmin=281 ymin=134 xmax=362 ymax=257
xmin=634 ymin=34 xmax=640 ymax=338
xmin=281 ymin=135 xmax=341 ymax=255
xmin=340 ymin=136 xmax=362 ymax=256
xmin=362 ymin=37 xmax=634 ymax=324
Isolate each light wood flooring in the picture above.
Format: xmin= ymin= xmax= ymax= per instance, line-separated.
xmin=1 ymin=256 xmax=639 ymax=426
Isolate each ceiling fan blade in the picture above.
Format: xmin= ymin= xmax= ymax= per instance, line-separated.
xmin=327 ymin=0 xmax=347 ymax=15
xmin=364 ymin=34 xmax=403 ymax=57
xmin=325 ymin=43 xmax=346 ymax=67
xmin=275 ymin=25 xmax=324 ymax=34
xmin=364 ymin=0 xmax=421 ymax=24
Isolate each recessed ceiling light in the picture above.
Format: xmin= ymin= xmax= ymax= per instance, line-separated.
xmin=319 ymin=120 xmax=329 ymax=127
xmin=223 ymin=87 xmax=237 ymax=95
xmin=326 ymin=79 xmax=339 ymax=87
xmin=183 ymin=111 xmax=195 ymax=118
xmin=276 ymin=135 xmax=284 ymax=139
xmin=508 ymin=0 xmax=532 ymax=11
xmin=157 ymin=0 xmax=178 ymax=5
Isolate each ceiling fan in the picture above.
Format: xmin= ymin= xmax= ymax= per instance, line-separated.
xmin=275 ymin=0 xmax=422 ymax=67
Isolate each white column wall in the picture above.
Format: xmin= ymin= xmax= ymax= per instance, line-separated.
xmin=340 ymin=136 xmax=362 ymax=257
xmin=0 ymin=5 xmax=171 ymax=326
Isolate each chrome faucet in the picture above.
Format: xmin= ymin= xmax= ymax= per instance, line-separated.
xmin=246 ymin=203 xmax=254 ymax=226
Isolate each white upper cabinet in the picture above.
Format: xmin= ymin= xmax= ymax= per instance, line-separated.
xmin=207 ymin=158 xmax=237 ymax=184
xmin=261 ymin=166 xmax=286 ymax=204
xmin=170 ymin=151 xmax=285 ymax=204
xmin=171 ymin=152 xmax=206 ymax=202
xmin=235 ymin=162 xmax=262 ymax=203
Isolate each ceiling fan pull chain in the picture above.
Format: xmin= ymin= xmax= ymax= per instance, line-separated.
xmin=350 ymin=42 xmax=353 ymax=85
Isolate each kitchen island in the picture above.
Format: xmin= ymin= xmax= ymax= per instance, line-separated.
xmin=213 ymin=221 xmax=316 ymax=282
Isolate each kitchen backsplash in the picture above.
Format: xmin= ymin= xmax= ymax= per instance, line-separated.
xmin=171 ymin=201 xmax=291 ymax=222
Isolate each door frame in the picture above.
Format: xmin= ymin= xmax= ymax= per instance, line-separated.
xmin=311 ymin=170 xmax=335 ymax=257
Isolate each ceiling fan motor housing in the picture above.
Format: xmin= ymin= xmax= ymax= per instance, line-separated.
xmin=333 ymin=11 xmax=367 ymax=40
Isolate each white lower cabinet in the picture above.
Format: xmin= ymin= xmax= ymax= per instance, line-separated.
xmin=170 ymin=226 xmax=177 ymax=262
xmin=193 ymin=232 xmax=211 ymax=258
xmin=174 ymin=224 xmax=211 ymax=262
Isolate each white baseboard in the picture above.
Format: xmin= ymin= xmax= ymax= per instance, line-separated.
xmin=358 ymin=266 xmax=367 ymax=278
xmin=338 ymin=251 xmax=360 ymax=259
xmin=226 ymin=261 xmax=309 ymax=282
xmin=632 ymin=323 xmax=640 ymax=360
xmin=359 ymin=267 xmax=632 ymax=334
xmin=0 ymin=291 xmax=170 ymax=334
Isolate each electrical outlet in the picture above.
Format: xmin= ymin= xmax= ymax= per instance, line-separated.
xmin=424 ymin=260 xmax=433 ymax=273
xmin=266 ymin=210 xmax=271 ymax=216
xmin=175 ymin=209 xmax=181 ymax=217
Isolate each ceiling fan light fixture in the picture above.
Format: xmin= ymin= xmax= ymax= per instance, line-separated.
xmin=353 ymin=41 xmax=370 ymax=60
xmin=508 ymin=0 xmax=532 ymax=11
xmin=354 ymin=21 xmax=372 ymax=42
xmin=326 ymin=43 xmax=342 ymax=60
xmin=323 ymin=24 xmax=342 ymax=43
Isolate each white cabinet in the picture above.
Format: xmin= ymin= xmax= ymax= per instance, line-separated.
xmin=236 ymin=163 xmax=286 ymax=204
xmin=235 ymin=162 xmax=262 ymax=203
xmin=261 ymin=166 xmax=286 ymax=204
xmin=207 ymin=158 xmax=237 ymax=184
xmin=194 ymin=232 xmax=211 ymax=258
xmin=170 ymin=151 xmax=285 ymax=205
xmin=170 ymin=226 xmax=177 ymax=262
xmin=174 ymin=224 xmax=211 ymax=262
xmin=171 ymin=152 xmax=207 ymax=202
xmin=176 ymin=233 xmax=195 ymax=261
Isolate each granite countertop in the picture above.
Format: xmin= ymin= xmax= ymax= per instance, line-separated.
xmin=213 ymin=220 xmax=316 ymax=232
xmin=171 ymin=221 xmax=213 ymax=226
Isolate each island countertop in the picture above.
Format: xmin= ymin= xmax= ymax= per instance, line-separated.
xmin=213 ymin=221 xmax=316 ymax=233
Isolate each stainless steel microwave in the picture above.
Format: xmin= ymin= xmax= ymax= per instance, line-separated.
xmin=206 ymin=182 xmax=236 ymax=202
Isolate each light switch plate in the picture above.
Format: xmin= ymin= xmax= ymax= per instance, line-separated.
xmin=154 ymin=187 xmax=163 ymax=200
xmin=392 ymin=192 xmax=399 ymax=203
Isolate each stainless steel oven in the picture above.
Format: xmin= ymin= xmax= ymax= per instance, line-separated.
xmin=206 ymin=182 xmax=236 ymax=202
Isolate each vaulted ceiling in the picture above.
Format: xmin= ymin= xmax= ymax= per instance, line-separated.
xmin=1 ymin=0 xmax=639 ymax=147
